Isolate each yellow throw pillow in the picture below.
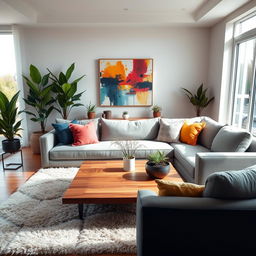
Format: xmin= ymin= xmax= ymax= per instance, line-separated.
xmin=180 ymin=121 xmax=206 ymax=145
xmin=155 ymin=179 xmax=205 ymax=197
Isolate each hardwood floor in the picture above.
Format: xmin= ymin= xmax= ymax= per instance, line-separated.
xmin=0 ymin=147 xmax=40 ymax=203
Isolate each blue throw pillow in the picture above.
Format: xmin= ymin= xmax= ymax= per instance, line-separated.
xmin=52 ymin=120 xmax=78 ymax=145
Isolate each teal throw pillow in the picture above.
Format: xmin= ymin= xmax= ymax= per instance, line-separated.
xmin=52 ymin=120 xmax=78 ymax=145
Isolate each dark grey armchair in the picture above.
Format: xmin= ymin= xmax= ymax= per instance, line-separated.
xmin=136 ymin=190 xmax=256 ymax=256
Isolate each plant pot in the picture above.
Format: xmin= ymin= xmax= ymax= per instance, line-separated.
xmin=88 ymin=112 xmax=96 ymax=119
xmin=123 ymin=157 xmax=135 ymax=171
xmin=145 ymin=161 xmax=170 ymax=179
xmin=2 ymin=139 xmax=21 ymax=153
xmin=30 ymin=131 xmax=44 ymax=154
xmin=153 ymin=111 xmax=161 ymax=118
xmin=122 ymin=114 xmax=129 ymax=120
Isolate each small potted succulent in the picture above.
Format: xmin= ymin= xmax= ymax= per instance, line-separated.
xmin=145 ymin=151 xmax=170 ymax=179
xmin=152 ymin=105 xmax=162 ymax=117
xmin=0 ymin=91 xmax=23 ymax=153
xmin=86 ymin=102 xmax=97 ymax=119
xmin=122 ymin=111 xmax=129 ymax=120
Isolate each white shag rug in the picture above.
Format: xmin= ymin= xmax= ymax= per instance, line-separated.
xmin=0 ymin=167 xmax=136 ymax=255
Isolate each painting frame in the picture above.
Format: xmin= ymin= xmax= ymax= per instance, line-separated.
xmin=98 ymin=58 xmax=153 ymax=107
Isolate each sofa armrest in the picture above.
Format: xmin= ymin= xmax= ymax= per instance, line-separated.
xmin=39 ymin=130 xmax=56 ymax=168
xmin=195 ymin=152 xmax=256 ymax=184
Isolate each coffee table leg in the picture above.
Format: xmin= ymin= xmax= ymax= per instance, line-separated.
xmin=78 ymin=204 xmax=84 ymax=220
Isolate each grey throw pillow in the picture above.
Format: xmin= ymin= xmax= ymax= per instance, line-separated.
xmin=198 ymin=117 xmax=224 ymax=149
xmin=211 ymin=126 xmax=252 ymax=152
xmin=156 ymin=118 xmax=184 ymax=143
xmin=203 ymin=165 xmax=256 ymax=199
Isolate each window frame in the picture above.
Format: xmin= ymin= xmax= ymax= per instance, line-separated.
xmin=230 ymin=13 xmax=256 ymax=135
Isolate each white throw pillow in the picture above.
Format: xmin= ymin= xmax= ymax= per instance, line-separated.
xmin=156 ymin=118 xmax=184 ymax=143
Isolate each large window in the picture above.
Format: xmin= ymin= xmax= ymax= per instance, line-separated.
xmin=231 ymin=13 xmax=256 ymax=135
xmin=0 ymin=33 xmax=17 ymax=99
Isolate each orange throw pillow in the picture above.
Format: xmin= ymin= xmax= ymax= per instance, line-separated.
xmin=69 ymin=122 xmax=99 ymax=146
xmin=180 ymin=121 xmax=206 ymax=145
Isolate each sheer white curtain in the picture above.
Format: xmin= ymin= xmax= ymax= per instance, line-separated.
xmin=12 ymin=25 xmax=29 ymax=146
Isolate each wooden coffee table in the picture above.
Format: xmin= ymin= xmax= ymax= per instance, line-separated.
xmin=62 ymin=159 xmax=182 ymax=219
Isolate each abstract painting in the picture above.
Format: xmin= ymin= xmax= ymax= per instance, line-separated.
xmin=99 ymin=59 xmax=153 ymax=106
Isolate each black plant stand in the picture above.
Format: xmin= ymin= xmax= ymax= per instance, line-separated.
xmin=1 ymin=149 xmax=23 ymax=171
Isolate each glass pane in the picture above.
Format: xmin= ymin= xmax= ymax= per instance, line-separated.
xmin=232 ymin=38 xmax=256 ymax=129
xmin=0 ymin=34 xmax=17 ymax=99
xmin=235 ymin=14 xmax=256 ymax=37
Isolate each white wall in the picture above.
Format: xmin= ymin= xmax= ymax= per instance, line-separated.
xmin=18 ymin=25 xmax=210 ymax=135
xmin=207 ymin=0 xmax=256 ymax=122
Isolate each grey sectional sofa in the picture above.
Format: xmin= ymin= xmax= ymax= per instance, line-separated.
xmin=40 ymin=116 xmax=256 ymax=184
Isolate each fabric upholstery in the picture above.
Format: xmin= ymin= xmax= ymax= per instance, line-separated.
xmin=155 ymin=180 xmax=205 ymax=197
xmin=180 ymin=121 xmax=206 ymax=145
xmin=100 ymin=118 xmax=160 ymax=140
xmin=211 ymin=126 xmax=252 ymax=152
xmin=172 ymin=143 xmax=210 ymax=178
xmin=198 ymin=116 xmax=224 ymax=149
xmin=69 ymin=122 xmax=99 ymax=146
xmin=56 ymin=118 xmax=100 ymax=138
xmin=52 ymin=120 xmax=78 ymax=145
xmin=50 ymin=140 xmax=174 ymax=160
xmin=203 ymin=164 xmax=256 ymax=199
xmin=156 ymin=118 xmax=184 ymax=143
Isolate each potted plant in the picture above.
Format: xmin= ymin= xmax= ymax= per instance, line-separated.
xmin=112 ymin=140 xmax=141 ymax=171
xmin=22 ymin=65 xmax=54 ymax=154
xmin=47 ymin=63 xmax=86 ymax=119
xmin=145 ymin=151 xmax=170 ymax=179
xmin=0 ymin=91 xmax=22 ymax=153
xmin=86 ymin=102 xmax=96 ymax=119
xmin=122 ymin=111 xmax=129 ymax=120
xmin=152 ymin=105 xmax=162 ymax=117
xmin=182 ymin=83 xmax=214 ymax=116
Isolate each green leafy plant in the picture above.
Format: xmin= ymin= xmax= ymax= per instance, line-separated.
xmin=112 ymin=141 xmax=141 ymax=159
xmin=123 ymin=111 xmax=128 ymax=115
xmin=22 ymin=65 xmax=54 ymax=133
xmin=182 ymin=83 xmax=214 ymax=116
xmin=152 ymin=105 xmax=162 ymax=112
xmin=47 ymin=63 xmax=86 ymax=119
xmin=0 ymin=91 xmax=22 ymax=140
xmin=147 ymin=151 xmax=169 ymax=166
xmin=86 ymin=102 xmax=96 ymax=113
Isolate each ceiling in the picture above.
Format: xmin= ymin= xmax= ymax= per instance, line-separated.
xmin=0 ymin=0 xmax=252 ymax=27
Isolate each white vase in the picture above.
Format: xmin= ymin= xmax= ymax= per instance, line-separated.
xmin=122 ymin=114 xmax=129 ymax=120
xmin=123 ymin=157 xmax=135 ymax=171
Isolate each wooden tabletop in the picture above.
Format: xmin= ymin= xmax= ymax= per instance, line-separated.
xmin=62 ymin=160 xmax=182 ymax=204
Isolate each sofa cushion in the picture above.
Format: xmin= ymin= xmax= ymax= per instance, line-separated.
xmin=101 ymin=118 xmax=159 ymax=141
xmin=56 ymin=118 xmax=100 ymax=138
xmin=156 ymin=118 xmax=184 ymax=143
xmin=203 ymin=164 xmax=256 ymax=199
xmin=198 ymin=117 xmax=224 ymax=149
xmin=211 ymin=126 xmax=252 ymax=152
xmin=155 ymin=180 xmax=205 ymax=197
xmin=172 ymin=143 xmax=210 ymax=178
xmin=50 ymin=140 xmax=174 ymax=160
xmin=247 ymin=137 xmax=256 ymax=152
xmin=180 ymin=121 xmax=206 ymax=146
xmin=52 ymin=120 xmax=78 ymax=145
xmin=69 ymin=122 xmax=99 ymax=146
